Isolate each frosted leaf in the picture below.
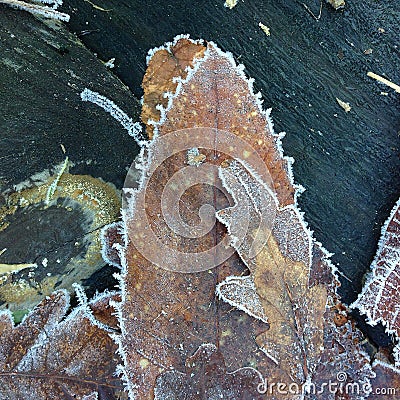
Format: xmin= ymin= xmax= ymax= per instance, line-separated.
xmin=0 ymin=291 xmax=122 ymax=399
xmin=154 ymin=344 xmax=263 ymax=400
xmin=216 ymin=159 xmax=373 ymax=393
xmin=352 ymin=197 xmax=400 ymax=367
xmin=216 ymin=275 xmax=268 ymax=323
xmin=106 ymin=36 xmax=374 ymax=399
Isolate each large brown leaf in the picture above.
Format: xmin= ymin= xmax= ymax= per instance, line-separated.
xmin=0 ymin=289 xmax=123 ymax=399
xmin=104 ymin=36 xmax=374 ymax=399
xmin=352 ymin=197 xmax=400 ymax=367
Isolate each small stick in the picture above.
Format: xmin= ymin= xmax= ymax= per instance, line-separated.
xmin=83 ymin=0 xmax=111 ymax=12
xmin=367 ymin=72 xmax=400 ymax=93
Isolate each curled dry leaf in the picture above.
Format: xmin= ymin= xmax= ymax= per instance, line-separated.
xmin=0 ymin=290 xmax=123 ymax=400
xmin=103 ymin=36 xmax=374 ymax=399
xmin=352 ymin=197 xmax=400 ymax=367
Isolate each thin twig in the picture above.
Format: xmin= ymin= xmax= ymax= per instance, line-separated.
xmin=0 ymin=0 xmax=70 ymax=21
xmin=302 ymin=1 xmax=323 ymax=21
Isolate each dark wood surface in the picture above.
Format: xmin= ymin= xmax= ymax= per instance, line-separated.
xmin=1 ymin=1 xmax=399 ymax=346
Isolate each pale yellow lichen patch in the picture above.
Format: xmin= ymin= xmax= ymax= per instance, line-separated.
xmin=0 ymin=168 xmax=121 ymax=311
xmin=224 ymin=0 xmax=238 ymax=9
xmin=0 ymin=263 xmax=37 ymax=275
xmin=259 ymin=22 xmax=271 ymax=36
xmin=336 ymin=97 xmax=351 ymax=113
xmin=0 ymin=275 xmax=58 ymax=307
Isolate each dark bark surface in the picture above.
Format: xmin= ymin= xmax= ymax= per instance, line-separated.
xmin=0 ymin=7 xmax=141 ymax=190
xmin=1 ymin=1 xmax=399 ymax=347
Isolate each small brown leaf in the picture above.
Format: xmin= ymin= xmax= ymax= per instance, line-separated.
xmin=369 ymin=356 xmax=400 ymax=398
xmin=141 ymin=36 xmax=206 ymax=139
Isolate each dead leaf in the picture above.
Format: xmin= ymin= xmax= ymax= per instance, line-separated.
xmin=352 ymin=197 xmax=400 ymax=367
xmin=369 ymin=351 xmax=400 ymax=399
xmin=104 ymin=36 xmax=374 ymax=399
xmin=154 ymin=343 xmax=263 ymax=399
xmin=106 ymin=36 xmax=299 ymax=398
xmin=217 ymin=160 xmax=373 ymax=393
xmin=0 ymin=290 xmax=123 ymax=399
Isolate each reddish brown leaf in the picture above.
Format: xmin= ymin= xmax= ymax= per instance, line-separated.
xmin=0 ymin=290 xmax=123 ymax=400
xmin=352 ymin=197 xmax=400 ymax=367
xmin=101 ymin=221 xmax=125 ymax=268
xmin=103 ymin=36 xmax=374 ymax=399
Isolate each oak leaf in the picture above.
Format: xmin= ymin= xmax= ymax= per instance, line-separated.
xmin=0 ymin=289 xmax=123 ymax=400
